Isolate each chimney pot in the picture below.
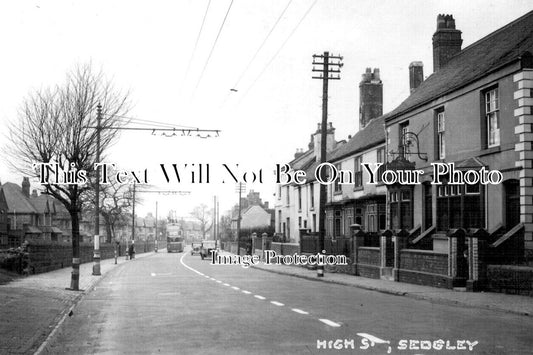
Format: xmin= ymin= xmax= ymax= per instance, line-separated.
xmin=432 ymin=14 xmax=462 ymax=72
xmin=409 ymin=61 xmax=424 ymax=93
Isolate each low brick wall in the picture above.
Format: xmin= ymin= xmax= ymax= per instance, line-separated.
xmin=25 ymin=240 xmax=158 ymax=274
xmin=357 ymin=247 xmax=380 ymax=266
xmin=397 ymin=249 xmax=450 ymax=288
xmin=487 ymin=265 xmax=533 ymax=296
xmin=356 ymin=247 xmax=380 ymax=279
xmin=271 ymin=242 xmax=300 ymax=256
xmin=399 ymin=249 xmax=448 ymax=275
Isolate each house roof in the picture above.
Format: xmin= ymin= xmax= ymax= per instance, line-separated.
xmin=386 ymin=10 xmax=533 ymax=122
xmin=0 ymin=182 xmax=38 ymax=214
xmin=30 ymin=195 xmax=50 ymax=214
xmin=304 ymin=143 xmax=351 ymax=183
xmin=330 ymin=116 xmax=386 ymax=163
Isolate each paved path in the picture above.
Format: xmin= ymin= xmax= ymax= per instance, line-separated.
xmin=249 ymin=255 xmax=533 ymax=317
xmin=0 ymin=251 xmax=154 ymax=354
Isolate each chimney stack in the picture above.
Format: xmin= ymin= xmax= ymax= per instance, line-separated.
xmin=313 ymin=122 xmax=336 ymax=161
xmin=22 ymin=177 xmax=30 ymax=198
xmin=359 ymin=68 xmax=383 ymax=129
xmin=409 ymin=61 xmax=424 ymax=93
xmin=294 ymin=148 xmax=305 ymax=160
xmin=432 ymin=14 xmax=462 ymax=72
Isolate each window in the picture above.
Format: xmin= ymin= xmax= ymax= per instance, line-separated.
xmin=389 ymin=187 xmax=413 ymax=230
xmin=334 ymin=163 xmax=342 ymax=193
xmin=399 ymin=121 xmax=410 ymax=157
xmin=437 ymin=182 xmax=483 ymax=230
xmin=297 ymin=186 xmax=302 ymax=211
xmin=334 ymin=210 xmax=342 ymax=237
xmin=436 ymin=110 xmax=445 ymax=159
xmin=278 ymin=210 xmax=282 ymax=233
xmin=376 ymin=148 xmax=386 ymax=183
xmin=354 ymin=156 xmax=363 ymax=188
xmin=298 ymin=216 xmax=302 ymax=228
xmin=285 ymin=186 xmax=290 ymax=205
xmin=312 ymin=214 xmax=316 ymax=232
xmin=278 ymin=185 xmax=281 ymax=199
xmin=309 ymin=183 xmax=315 ymax=209
xmin=486 ymin=88 xmax=500 ymax=147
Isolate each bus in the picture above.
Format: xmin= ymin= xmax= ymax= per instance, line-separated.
xmin=167 ymin=223 xmax=184 ymax=253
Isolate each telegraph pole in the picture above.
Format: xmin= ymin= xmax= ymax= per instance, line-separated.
xmin=155 ymin=201 xmax=158 ymax=252
xmin=131 ymin=183 xmax=136 ymax=242
xmin=92 ymin=104 xmax=102 ymax=276
xmin=235 ymin=183 xmax=245 ymax=255
xmin=312 ymin=51 xmax=343 ymax=277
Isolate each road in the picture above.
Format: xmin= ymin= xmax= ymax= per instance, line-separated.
xmin=48 ymin=250 xmax=533 ymax=355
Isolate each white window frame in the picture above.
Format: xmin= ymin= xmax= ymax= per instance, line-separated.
xmin=437 ymin=111 xmax=445 ymax=159
xmin=486 ymin=88 xmax=500 ymax=148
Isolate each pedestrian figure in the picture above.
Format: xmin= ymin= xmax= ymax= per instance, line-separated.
xmin=129 ymin=240 xmax=135 ymax=259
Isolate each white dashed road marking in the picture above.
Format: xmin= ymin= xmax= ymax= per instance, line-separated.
xmin=319 ymin=319 xmax=341 ymax=327
xmin=292 ymin=308 xmax=309 ymax=315
xmin=179 ymin=253 xmax=341 ymax=328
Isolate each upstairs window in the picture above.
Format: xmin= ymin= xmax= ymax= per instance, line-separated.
xmin=334 ymin=163 xmax=342 ymax=193
xmin=486 ymin=88 xmax=500 ymax=147
xmin=297 ymin=186 xmax=302 ymax=211
xmin=354 ymin=156 xmax=362 ymax=188
xmin=437 ymin=110 xmax=446 ymax=159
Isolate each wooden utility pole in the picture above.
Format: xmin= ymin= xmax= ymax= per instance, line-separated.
xmin=92 ymin=104 xmax=102 ymax=276
xmin=312 ymin=51 xmax=343 ymax=277
xmin=236 ymin=183 xmax=245 ymax=255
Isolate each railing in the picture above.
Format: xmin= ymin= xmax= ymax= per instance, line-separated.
xmin=300 ymin=233 xmax=319 ymax=253
xmin=410 ymin=225 xmax=434 ymax=250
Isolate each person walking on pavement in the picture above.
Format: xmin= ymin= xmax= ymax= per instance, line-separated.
xmin=128 ymin=240 xmax=135 ymax=259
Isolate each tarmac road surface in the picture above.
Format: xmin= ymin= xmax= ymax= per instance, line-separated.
xmin=47 ymin=251 xmax=533 ymax=355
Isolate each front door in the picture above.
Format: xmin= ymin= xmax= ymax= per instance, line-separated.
xmin=504 ymin=180 xmax=520 ymax=229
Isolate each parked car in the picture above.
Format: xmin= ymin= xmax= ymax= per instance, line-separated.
xmin=200 ymin=240 xmax=217 ymax=260
xmin=190 ymin=242 xmax=202 ymax=256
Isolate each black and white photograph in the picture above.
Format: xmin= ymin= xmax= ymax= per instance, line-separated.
xmin=0 ymin=1 xmax=533 ymax=354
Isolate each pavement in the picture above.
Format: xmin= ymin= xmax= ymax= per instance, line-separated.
xmin=249 ymin=257 xmax=533 ymax=317
xmin=0 ymin=251 xmax=155 ymax=355
xmin=1 ymin=248 xmax=532 ymax=354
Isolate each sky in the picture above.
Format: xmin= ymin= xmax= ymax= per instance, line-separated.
xmin=0 ymin=0 xmax=532 ymax=220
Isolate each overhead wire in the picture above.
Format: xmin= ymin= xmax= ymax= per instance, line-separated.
xmin=232 ymin=0 xmax=294 ymax=91
xmin=190 ymin=0 xmax=235 ymax=101
xmin=237 ymin=0 xmax=318 ymax=106
xmin=180 ymin=0 xmax=212 ymax=94
xmin=220 ymin=0 xmax=294 ymax=107
xmin=108 ymin=113 xmax=200 ymax=130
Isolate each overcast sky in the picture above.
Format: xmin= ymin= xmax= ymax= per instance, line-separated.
xmin=1 ymin=0 xmax=532 ymax=219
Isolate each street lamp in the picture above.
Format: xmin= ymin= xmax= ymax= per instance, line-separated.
xmin=92 ymin=104 xmax=102 ymax=276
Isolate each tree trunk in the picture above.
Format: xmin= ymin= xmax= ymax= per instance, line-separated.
xmin=69 ymin=208 xmax=81 ymax=291
xmin=106 ymin=219 xmax=113 ymax=243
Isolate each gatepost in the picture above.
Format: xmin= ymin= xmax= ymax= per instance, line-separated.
xmin=466 ymin=228 xmax=489 ymax=292
xmin=447 ymin=228 xmax=467 ymax=288
xmin=350 ymin=224 xmax=363 ymax=275
xmin=390 ymin=229 xmax=407 ymax=281
xmin=261 ymin=233 xmax=268 ymax=260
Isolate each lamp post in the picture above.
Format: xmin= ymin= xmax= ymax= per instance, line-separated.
xmin=92 ymin=104 xmax=102 ymax=276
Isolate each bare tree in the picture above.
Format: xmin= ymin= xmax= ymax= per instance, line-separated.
xmin=5 ymin=63 xmax=130 ymax=290
xmin=190 ymin=204 xmax=212 ymax=239
xmin=83 ymin=179 xmax=137 ymax=243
